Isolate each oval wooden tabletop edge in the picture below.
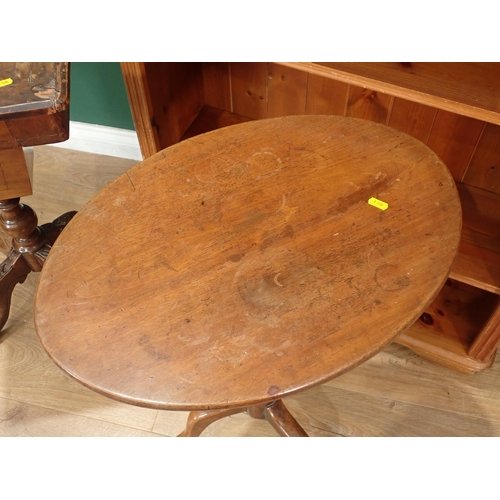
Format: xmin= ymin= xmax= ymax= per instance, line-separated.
xmin=34 ymin=115 xmax=463 ymax=411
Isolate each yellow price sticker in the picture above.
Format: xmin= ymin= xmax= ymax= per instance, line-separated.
xmin=0 ymin=78 xmax=13 ymax=87
xmin=368 ymin=197 xmax=388 ymax=211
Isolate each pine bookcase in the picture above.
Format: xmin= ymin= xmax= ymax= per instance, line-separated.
xmin=121 ymin=62 xmax=500 ymax=373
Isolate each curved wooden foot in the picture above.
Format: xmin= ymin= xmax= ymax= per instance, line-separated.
xmin=178 ymin=399 xmax=308 ymax=437
xmin=0 ymin=248 xmax=31 ymax=331
xmin=41 ymin=210 xmax=77 ymax=247
xmin=34 ymin=211 xmax=77 ymax=262
xmin=263 ymin=400 xmax=308 ymax=437
xmin=178 ymin=407 xmax=246 ymax=437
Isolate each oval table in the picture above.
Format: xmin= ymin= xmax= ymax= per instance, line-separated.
xmin=34 ymin=115 xmax=462 ymax=436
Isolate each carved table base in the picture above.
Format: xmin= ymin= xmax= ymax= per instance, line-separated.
xmin=0 ymin=198 xmax=76 ymax=331
xmin=178 ymin=399 xmax=308 ymax=437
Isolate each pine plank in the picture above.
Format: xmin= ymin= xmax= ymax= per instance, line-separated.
xmin=451 ymin=239 xmax=500 ymax=295
xmin=230 ymin=62 xmax=268 ymax=120
xmin=462 ymin=122 xmax=500 ymax=193
xmin=202 ymin=62 xmax=232 ymax=112
xmin=346 ymin=85 xmax=392 ymax=123
xmin=143 ymin=63 xmax=204 ymax=150
xmin=450 ymin=183 xmax=500 ymax=294
xmin=120 ymin=62 xmax=160 ymax=159
xmin=469 ymin=303 xmax=500 ymax=361
xmin=305 ymin=73 xmax=349 ymax=116
xmin=387 ymin=98 xmax=436 ymax=144
xmin=180 ymin=105 xmax=252 ymax=142
xmin=427 ymin=110 xmax=484 ymax=183
xmin=267 ymin=63 xmax=308 ymax=117
xmin=280 ymin=63 xmax=500 ymax=125
xmin=396 ymin=280 xmax=499 ymax=373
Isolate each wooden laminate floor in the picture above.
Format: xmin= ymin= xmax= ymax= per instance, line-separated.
xmin=2 ymin=146 xmax=500 ymax=437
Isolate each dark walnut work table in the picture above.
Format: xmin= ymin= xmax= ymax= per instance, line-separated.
xmin=121 ymin=62 xmax=500 ymax=373
xmin=0 ymin=62 xmax=74 ymax=331
xmin=34 ymin=115 xmax=461 ymax=436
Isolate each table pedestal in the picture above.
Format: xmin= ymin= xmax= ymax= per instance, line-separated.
xmin=0 ymin=199 xmax=75 ymax=329
xmin=0 ymin=62 xmax=70 ymax=331
xmin=179 ymin=400 xmax=308 ymax=437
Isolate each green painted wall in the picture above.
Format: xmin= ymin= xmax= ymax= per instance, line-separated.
xmin=69 ymin=62 xmax=135 ymax=131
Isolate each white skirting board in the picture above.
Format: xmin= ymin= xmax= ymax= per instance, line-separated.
xmin=50 ymin=121 xmax=143 ymax=161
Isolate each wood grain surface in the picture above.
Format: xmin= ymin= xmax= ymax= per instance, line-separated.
xmin=2 ymin=145 xmax=499 ymax=437
xmin=0 ymin=123 xmax=32 ymax=199
xmin=0 ymin=62 xmax=69 ymax=147
xmin=34 ymin=116 xmax=462 ymax=412
xmin=281 ymin=63 xmax=500 ymax=125
xmin=0 ymin=62 xmax=67 ymax=117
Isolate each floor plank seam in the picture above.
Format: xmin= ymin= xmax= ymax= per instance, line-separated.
xmin=0 ymin=394 xmax=162 ymax=436
xmin=321 ymin=382 xmax=500 ymax=424
xmin=307 ymin=424 xmax=346 ymax=437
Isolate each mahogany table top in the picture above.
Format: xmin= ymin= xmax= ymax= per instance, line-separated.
xmin=34 ymin=115 xmax=462 ymax=411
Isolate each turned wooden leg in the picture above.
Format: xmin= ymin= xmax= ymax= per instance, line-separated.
xmin=0 ymin=199 xmax=48 ymax=271
xmin=178 ymin=407 xmax=247 ymax=437
xmin=0 ymin=198 xmax=76 ymax=331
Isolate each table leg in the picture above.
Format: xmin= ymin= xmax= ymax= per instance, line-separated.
xmin=0 ymin=198 xmax=76 ymax=331
xmin=178 ymin=407 xmax=247 ymax=437
xmin=178 ymin=399 xmax=308 ymax=437
xmin=247 ymin=400 xmax=308 ymax=437
xmin=0 ymin=248 xmax=31 ymax=330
